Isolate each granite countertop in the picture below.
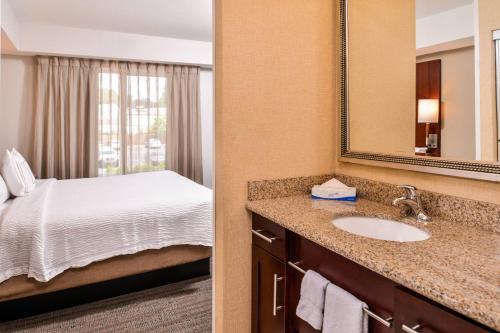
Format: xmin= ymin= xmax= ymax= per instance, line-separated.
xmin=246 ymin=195 xmax=500 ymax=331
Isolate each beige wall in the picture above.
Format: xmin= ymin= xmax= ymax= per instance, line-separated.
xmin=214 ymin=0 xmax=336 ymax=331
xmin=417 ymin=47 xmax=476 ymax=161
xmin=0 ymin=55 xmax=35 ymax=162
xmin=476 ymin=0 xmax=500 ymax=161
xmin=348 ymin=0 xmax=415 ymax=155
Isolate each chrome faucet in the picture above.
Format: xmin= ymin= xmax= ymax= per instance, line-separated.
xmin=392 ymin=185 xmax=431 ymax=222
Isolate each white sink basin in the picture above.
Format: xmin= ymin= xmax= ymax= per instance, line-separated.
xmin=332 ymin=216 xmax=430 ymax=242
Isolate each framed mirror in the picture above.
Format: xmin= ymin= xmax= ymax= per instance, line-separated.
xmin=339 ymin=0 xmax=500 ymax=181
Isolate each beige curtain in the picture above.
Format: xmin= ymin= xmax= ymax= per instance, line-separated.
xmin=32 ymin=57 xmax=99 ymax=179
xmin=167 ymin=67 xmax=203 ymax=183
xmin=32 ymin=56 xmax=203 ymax=182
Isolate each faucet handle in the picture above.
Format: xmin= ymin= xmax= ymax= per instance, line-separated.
xmin=397 ymin=185 xmax=418 ymax=199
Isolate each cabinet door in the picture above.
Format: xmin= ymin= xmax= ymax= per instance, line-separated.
xmin=394 ymin=288 xmax=492 ymax=333
xmin=252 ymin=244 xmax=286 ymax=333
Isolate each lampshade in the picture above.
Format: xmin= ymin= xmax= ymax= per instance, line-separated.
xmin=417 ymin=99 xmax=439 ymax=124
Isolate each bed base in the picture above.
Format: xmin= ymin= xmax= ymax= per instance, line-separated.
xmin=0 ymin=258 xmax=210 ymax=323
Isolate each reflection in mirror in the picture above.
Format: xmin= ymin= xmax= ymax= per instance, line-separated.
xmin=347 ymin=0 xmax=500 ymax=163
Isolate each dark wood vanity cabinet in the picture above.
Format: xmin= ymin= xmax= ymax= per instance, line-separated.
xmin=288 ymin=233 xmax=395 ymax=333
xmin=251 ymin=213 xmax=495 ymax=333
xmin=252 ymin=245 xmax=286 ymax=333
xmin=252 ymin=214 xmax=288 ymax=333
xmin=393 ymin=288 xmax=491 ymax=333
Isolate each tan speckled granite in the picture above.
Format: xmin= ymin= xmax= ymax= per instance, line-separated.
xmin=248 ymin=174 xmax=500 ymax=232
xmin=248 ymin=174 xmax=334 ymax=201
xmin=246 ymin=195 xmax=500 ymax=330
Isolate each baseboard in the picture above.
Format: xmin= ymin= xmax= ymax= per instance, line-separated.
xmin=0 ymin=257 xmax=210 ymax=322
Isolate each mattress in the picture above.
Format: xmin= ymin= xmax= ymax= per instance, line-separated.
xmin=0 ymin=171 xmax=213 ymax=283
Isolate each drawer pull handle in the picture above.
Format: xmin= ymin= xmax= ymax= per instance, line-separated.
xmin=402 ymin=324 xmax=421 ymax=333
xmin=273 ymin=274 xmax=284 ymax=316
xmin=288 ymin=261 xmax=393 ymax=328
xmin=288 ymin=261 xmax=306 ymax=274
xmin=363 ymin=308 xmax=393 ymax=328
xmin=251 ymin=229 xmax=278 ymax=243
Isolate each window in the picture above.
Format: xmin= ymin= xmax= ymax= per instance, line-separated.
xmin=98 ymin=72 xmax=167 ymax=176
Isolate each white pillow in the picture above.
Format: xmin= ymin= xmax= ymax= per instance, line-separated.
xmin=0 ymin=176 xmax=9 ymax=204
xmin=1 ymin=150 xmax=31 ymax=197
xmin=11 ymin=148 xmax=36 ymax=192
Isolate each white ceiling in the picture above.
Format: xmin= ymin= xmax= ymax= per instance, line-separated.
xmin=416 ymin=0 xmax=473 ymax=19
xmin=6 ymin=0 xmax=212 ymax=42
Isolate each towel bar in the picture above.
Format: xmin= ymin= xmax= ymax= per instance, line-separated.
xmin=402 ymin=324 xmax=421 ymax=333
xmin=363 ymin=308 xmax=393 ymax=327
xmin=287 ymin=260 xmax=393 ymax=328
xmin=288 ymin=261 xmax=306 ymax=274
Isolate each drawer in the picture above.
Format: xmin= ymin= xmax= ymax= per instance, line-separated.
xmin=394 ymin=288 xmax=492 ymax=333
xmin=251 ymin=214 xmax=287 ymax=261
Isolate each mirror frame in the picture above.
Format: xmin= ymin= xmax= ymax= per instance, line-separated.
xmin=338 ymin=0 xmax=500 ymax=182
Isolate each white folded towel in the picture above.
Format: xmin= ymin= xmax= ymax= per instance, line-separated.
xmin=322 ymin=283 xmax=368 ymax=333
xmin=296 ymin=270 xmax=330 ymax=330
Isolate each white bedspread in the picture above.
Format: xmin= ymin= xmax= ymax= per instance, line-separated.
xmin=0 ymin=171 xmax=213 ymax=283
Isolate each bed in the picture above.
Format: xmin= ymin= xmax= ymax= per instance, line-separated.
xmin=0 ymin=171 xmax=213 ymax=301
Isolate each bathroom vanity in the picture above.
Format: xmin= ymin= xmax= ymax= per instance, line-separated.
xmin=245 ymin=0 xmax=500 ymax=330
xmin=248 ymin=195 xmax=499 ymax=333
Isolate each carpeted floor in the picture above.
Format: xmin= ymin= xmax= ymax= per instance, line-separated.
xmin=0 ymin=277 xmax=212 ymax=333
